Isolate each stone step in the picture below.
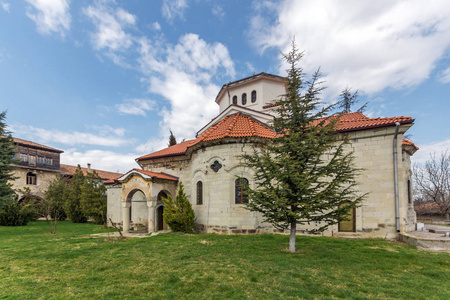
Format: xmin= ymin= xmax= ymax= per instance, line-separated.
xmin=428 ymin=229 xmax=450 ymax=234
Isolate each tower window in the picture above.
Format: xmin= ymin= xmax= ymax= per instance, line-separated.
xmin=242 ymin=93 xmax=247 ymax=105
xmin=251 ymin=90 xmax=257 ymax=103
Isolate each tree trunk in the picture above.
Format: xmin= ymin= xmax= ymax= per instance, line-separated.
xmin=289 ymin=221 xmax=296 ymax=253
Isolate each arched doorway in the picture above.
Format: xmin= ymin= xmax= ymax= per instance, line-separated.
xmin=156 ymin=190 xmax=170 ymax=231
xmin=338 ymin=202 xmax=356 ymax=232
xmin=126 ymin=189 xmax=148 ymax=228
xmin=156 ymin=206 xmax=164 ymax=231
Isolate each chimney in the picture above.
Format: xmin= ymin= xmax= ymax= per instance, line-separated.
xmin=87 ymin=163 xmax=91 ymax=173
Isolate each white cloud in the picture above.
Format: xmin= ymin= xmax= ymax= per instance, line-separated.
xmin=212 ymin=5 xmax=225 ymax=19
xmin=411 ymin=138 xmax=450 ymax=164
xmin=152 ymin=22 xmax=161 ymax=31
xmin=116 ymin=98 xmax=156 ymax=116
xmin=10 ymin=124 xmax=134 ymax=147
xmin=83 ymin=2 xmax=236 ymax=152
xmin=83 ymin=1 xmax=136 ymax=51
xmin=249 ymin=0 xmax=450 ymax=99
xmin=61 ymin=148 xmax=139 ymax=173
xmin=26 ymin=0 xmax=71 ymax=37
xmin=438 ymin=67 xmax=450 ymax=83
xmin=1 ymin=2 xmax=10 ymax=13
xmin=161 ymin=0 xmax=187 ymax=23
xmin=138 ymin=33 xmax=235 ymax=142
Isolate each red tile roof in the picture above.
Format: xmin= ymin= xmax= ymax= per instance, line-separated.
xmin=104 ymin=168 xmax=178 ymax=185
xmin=137 ymin=139 xmax=195 ymax=160
xmin=137 ymin=112 xmax=415 ymax=161
xmin=403 ymin=138 xmax=419 ymax=150
xmin=13 ymin=137 xmax=64 ymax=153
xmin=132 ymin=169 xmax=179 ymax=181
xmin=60 ymin=164 xmax=122 ymax=180
xmin=192 ymin=113 xmax=276 ymax=144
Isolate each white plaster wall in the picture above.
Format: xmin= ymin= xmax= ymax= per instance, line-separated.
xmin=106 ymin=185 xmax=122 ymax=224
xmin=218 ymin=79 xmax=285 ymax=113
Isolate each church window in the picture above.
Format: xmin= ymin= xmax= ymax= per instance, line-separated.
xmin=242 ymin=93 xmax=247 ymax=105
xmin=232 ymin=95 xmax=237 ymax=105
xmin=407 ymin=180 xmax=412 ymax=204
xmin=197 ymin=181 xmax=203 ymax=205
xmin=26 ymin=172 xmax=37 ymax=185
xmin=235 ymin=177 xmax=249 ymax=204
xmin=251 ymin=90 xmax=257 ymax=103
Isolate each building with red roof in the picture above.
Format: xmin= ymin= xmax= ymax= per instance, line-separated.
xmin=107 ymin=72 xmax=418 ymax=238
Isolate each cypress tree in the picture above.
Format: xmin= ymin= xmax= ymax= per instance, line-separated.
xmin=168 ymin=130 xmax=177 ymax=147
xmin=242 ymin=42 xmax=365 ymax=253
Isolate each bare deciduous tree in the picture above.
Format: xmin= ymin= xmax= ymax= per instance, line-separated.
xmin=414 ymin=151 xmax=450 ymax=220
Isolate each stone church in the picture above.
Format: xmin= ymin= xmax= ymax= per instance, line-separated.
xmin=106 ymin=72 xmax=418 ymax=238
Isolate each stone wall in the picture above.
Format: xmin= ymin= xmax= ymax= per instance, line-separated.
xmin=120 ymin=125 xmax=416 ymax=238
xmin=11 ymin=167 xmax=59 ymax=199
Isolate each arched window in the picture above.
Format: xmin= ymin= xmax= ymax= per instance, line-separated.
xmin=251 ymin=90 xmax=257 ymax=103
xmin=407 ymin=180 xmax=412 ymax=204
xmin=26 ymin=172 xmax=37 ymax=185
xmin=241 ymin=93 xmax=247 ymax=105
xmin=232 ymin=95 xmax=237 ymax=105
xmin=235 ymin=178 xmax=249 ymax=204
xmin=196 ymin=181 xmax=203 ymax=205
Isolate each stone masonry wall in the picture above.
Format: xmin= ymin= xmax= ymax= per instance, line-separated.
xmin=137 ymin=125 xmax=415 ymax=238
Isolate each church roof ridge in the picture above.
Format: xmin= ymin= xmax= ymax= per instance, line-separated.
xmin=137 ymin=112 xmax=415 ymax=162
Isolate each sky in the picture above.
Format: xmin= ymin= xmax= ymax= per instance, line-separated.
xmin=1 ymin=0 xmax=450 ymax=173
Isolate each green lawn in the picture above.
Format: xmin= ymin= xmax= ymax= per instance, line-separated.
xmin=0 ymin=222 xmax=448 ymax=299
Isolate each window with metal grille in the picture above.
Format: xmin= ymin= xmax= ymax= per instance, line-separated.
xmin=235 ymin=177 xmax=249 ymax=204
xmin=251 ymin=90 xmax=257 ymax=103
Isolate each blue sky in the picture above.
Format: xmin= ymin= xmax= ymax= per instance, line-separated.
xmin=1 ymin=0 xmax=449 ymax=173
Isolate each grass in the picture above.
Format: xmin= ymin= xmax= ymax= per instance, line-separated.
xmin=0 ymin=221 xmax=449 ymax=299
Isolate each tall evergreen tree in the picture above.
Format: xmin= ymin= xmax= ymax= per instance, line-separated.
xmin=0 ymin=110 xmax=17 ymax=209
xmin=162 ymin=182 xmax=196 ymax=233
xmin=168 ymin=130 xmax=177 ymax=147
xmin=64 ymin=166 xmax=87 ymax=223
xmin=242 ymin=42 xmax=364 ymax=253
xmin=80 ymin=170 xmax=107 ymax=224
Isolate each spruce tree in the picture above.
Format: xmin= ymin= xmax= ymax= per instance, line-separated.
xmin=80 ymin=170 xmax=107 ymax=224
xmin=168 ymin=130 xmax=177 ymax=147
xmin=64 ymin=166 xmax=87 ymax=223
xmin=0 ymin=110 xmax=17 ymax=210
xmin=162 ymin=182 xmax=196 ymax=233
xmin=242 ymin=42 xmax=364 ymax=253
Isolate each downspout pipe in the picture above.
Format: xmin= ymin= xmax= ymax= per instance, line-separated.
xmin=393 ymin=122 xmax=401 ymax=232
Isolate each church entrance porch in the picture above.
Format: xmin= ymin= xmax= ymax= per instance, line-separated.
xmin=114 ymin=169 xmax=178 ymax=234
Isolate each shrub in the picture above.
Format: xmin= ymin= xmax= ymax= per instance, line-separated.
xmin=0 ymin=199 xmax=36 ymax=226
xmin=162 ymin=182 xmax=196 ymax=233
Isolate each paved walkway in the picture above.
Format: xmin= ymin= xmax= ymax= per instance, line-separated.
xmin=400 ymin=224 xmax=450 ymax=252
xmin=92 ymin=230 xmax=171 ymax=238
